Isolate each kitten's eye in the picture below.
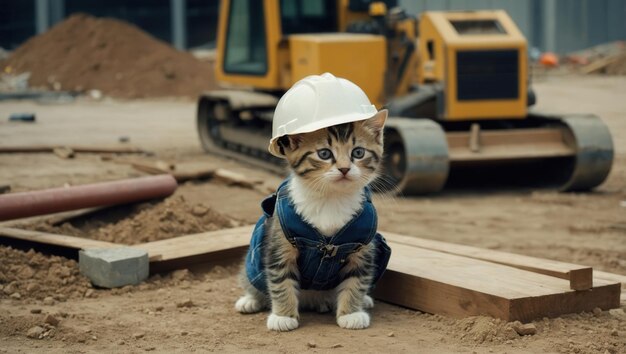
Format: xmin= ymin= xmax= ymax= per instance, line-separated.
xmin=317 ymin=148 xmax=333 ymax=160
xmin=351 ymin=147 xmax=365 ymax=159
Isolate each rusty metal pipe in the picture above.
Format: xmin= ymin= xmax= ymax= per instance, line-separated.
xmin=0 ymin=175 xmax=178 ymax=221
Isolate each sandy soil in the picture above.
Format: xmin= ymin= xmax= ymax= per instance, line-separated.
xmin=0 ymin=74 xmax=625 ymax=353
xmin=1 ymin=14 xmax=216 ymax=98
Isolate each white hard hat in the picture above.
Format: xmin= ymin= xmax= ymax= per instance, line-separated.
xmin=269 ymin=73 xmax=380 ymax=157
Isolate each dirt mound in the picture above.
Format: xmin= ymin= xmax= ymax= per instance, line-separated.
xmin=606 ymin=55 xmax=626 ymax=75
xmin=0 ymin=13 xmax=215 ymax=98
xmin=0 ymin=246 xmax=93 ymax=301
xmin=454 ymin=316 xmax=520 ymax=344
xmin=0 ymin=245 xmax=236 ymax=303
xmin=32 ymin=196 xmax=239 ymax=245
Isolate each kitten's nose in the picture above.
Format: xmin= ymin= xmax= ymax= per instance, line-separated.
xmin=338 ymin=168 xmax=350 ymax=176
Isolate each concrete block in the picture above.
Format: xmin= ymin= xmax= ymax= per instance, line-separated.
xmin=79 ymin=248 xmax=149 ymax=288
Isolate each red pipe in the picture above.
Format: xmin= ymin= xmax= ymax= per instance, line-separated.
xmin=0 ymin=175 xmax=178 ymax=221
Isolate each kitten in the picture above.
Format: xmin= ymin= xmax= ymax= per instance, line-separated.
xmin=235 ymin=110 xmax=390 ymax=332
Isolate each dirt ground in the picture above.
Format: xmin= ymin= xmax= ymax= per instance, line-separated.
xmin=0 ymin=74 xmax=625 ymax=353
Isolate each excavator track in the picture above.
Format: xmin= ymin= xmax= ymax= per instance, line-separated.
xmin=379 ymin=113 xmax=613 ymax=193
xmin=197 ymin=92 xmax=287 ymax=176
xmin=535 ymin=113 xmax=613 ymax=191
xmin=198 ymin=93 xmax=613 ymax=195
xmin=380 ymin=118 xmax=449 ymax=194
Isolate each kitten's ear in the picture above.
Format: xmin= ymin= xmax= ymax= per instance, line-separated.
xmin=362 ymin=109 xmax=387 ymax=142
xmin=277 ymin=134 xmax=303 ymax=153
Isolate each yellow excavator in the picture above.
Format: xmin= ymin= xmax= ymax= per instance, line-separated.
xmin=197 ymin=0 xmax=613 ymax=194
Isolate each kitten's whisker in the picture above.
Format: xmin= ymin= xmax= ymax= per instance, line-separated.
xmin=367 ymin=174 xmax=402 ymax=206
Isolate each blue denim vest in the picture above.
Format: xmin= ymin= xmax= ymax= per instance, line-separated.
xmin=245 ymin=179 xmax=391 ymax=293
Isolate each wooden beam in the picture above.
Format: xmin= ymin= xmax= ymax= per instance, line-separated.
xmin=0 ymin=227 xmax=251 ymax=269
xmin=53 ymin=146 xmax=75 ymax=159
xmin=135 ymin=226 xmax=253 ymax=272
xmin=383 ymin=232 xmax=593 ymax=291
xmin=103 ymin=156 xmax=216 ymax=183
xmin=595 ymin=271 xmax=626 ymax=285
xmin=0 ymin=227 xmax=118 ymax=250
xmin=375 ymin=242 xmax=620 ymax=322
xmin=0 ymin=145 xmax=145 ymax=154
xmin=171 ymin=168 xmax=216 ymax=183
xmin=213 ymin=169 xmax=263 ymax=189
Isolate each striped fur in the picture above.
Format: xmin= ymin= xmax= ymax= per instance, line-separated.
xmin=236 ymin=111 xmax=387 ymax=331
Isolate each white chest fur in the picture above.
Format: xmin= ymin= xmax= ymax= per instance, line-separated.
xmin=288 ymin=178 xmax=364 ymax=237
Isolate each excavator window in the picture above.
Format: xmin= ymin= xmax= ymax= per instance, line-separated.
xmin=280 ymin=0 xmax=337 ymax=34
xmin=426 ymin=40 xmax=435 ymax=60
xmin=348 ymin=0 xmax=397 ymax=12
xmin=450 ymin=19 xmax=506 ymax=35
xmin=224 ymin=0 xmax=267 ymax=75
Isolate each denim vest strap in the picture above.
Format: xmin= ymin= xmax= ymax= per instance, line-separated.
xmin=275 ymin=181 xmax=378 ymax=250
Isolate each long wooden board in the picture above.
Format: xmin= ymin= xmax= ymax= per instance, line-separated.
xmin=595 ymin=271 xmax=626 ymax=303
xmin=384 ymin=232 xmax=593 ymax=290
xmin=0 ymin=145 xmax=145 ymax=154
xmin=0 ymin=226 xmax=252 ymax=271
xmin=135 ymin=226 xmax=253 ymax=272
xmin=0 ymin=227 xmax=118 ymax=250
xmin=375 ymin=242 xmax=620 ymax=322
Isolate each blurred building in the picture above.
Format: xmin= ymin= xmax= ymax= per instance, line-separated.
xmin=1 ymin=0 xmax=624 ymax=53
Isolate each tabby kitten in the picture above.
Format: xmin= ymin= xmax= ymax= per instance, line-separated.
xmin=236 ymin=110 xmax=388 ymax=332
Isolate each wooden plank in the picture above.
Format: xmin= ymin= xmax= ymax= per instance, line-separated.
xmin=213 ymin=169 xmax=263 ymax=189
xmin=0 ymin=227 xmax=247 ymax=268
xmin=0 ymin=226 xmax=252 ymax=270
xmin=53 ymin=146 xmax=75 ymax=159
xmin=375 ymin=242 xmax=620 ymax=322
xmin=103 ymin=156 xmax=216 ymax=183
xmin=0 ymin=145 xmax=145 ymax=154
xmin=136 ymin=226 xmax=253 ymax=272
xmin=0 ymin=227 xmax=165 ymax=262
xmin=107 ymin=157 xmax=174 ymax=174
xmin=596 ymin=271 xmax=626 ymax=288
xmin=172 ymin=168 xmax=216 ymax=183
xmin=0 ymin=227 xmax=118 ymax=250
xmin=593 ymin=270 xmax=626 ymax=304
xmin=383 ymin=232 xmax=592 ymax=290
xmin=130 ymin=161 xmax=172 ymax=175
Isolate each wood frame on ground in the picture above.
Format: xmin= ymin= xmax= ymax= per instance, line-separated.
xmin=0 ymin=225 xmax=623 ymax=323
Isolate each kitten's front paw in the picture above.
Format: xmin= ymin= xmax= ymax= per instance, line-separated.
xmin=235 ymin=295 xmax=263 ymax=313
xmin=267 ymin=313 xmax=299 ymax=332
xmin=337 ymin=311 xmax=370 ymax=329
xmin=363 ymin=295 xmax=374 ymax=309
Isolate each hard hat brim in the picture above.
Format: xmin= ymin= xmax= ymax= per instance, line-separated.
xmin=268 ymin=110 xmax=387 ymax=157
